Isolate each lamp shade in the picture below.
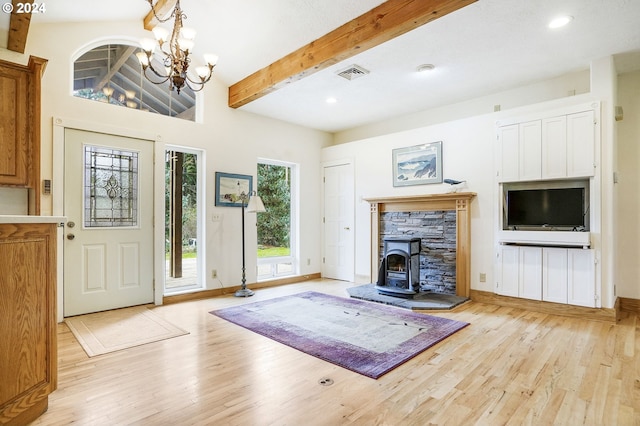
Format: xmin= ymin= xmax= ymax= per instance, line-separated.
xmin=246 ymin=195 xmax=266 ymax=213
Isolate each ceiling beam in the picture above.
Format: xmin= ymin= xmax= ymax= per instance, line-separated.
xmin=7 ymin=0 xmax=32 ymax=53
xmin=143 ymin=0 xmax=177 ymax=30
xmin=229 ymin=0 xmax=477 ymax=109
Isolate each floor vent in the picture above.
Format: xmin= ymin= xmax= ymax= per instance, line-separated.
xmin=337 ymin=64 xmax=370 ymax=80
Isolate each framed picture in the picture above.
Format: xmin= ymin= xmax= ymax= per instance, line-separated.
xmin=215 ymin=172 xmax=253 ymax=207
xmin=392 ymin=141 xmax=443 ymax=187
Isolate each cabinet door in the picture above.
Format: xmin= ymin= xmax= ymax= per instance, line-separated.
xmin=0 ymin=223 xmax=57 ymax=424
xmin=498 ymin=125 xmax=519 ymax=182
xmin=542 ymin=247 xmax=568 ymax=303
xmin=567 ymin=111 xmax=595 ymax=177
xmin=519 ymin=246 xmax=542 ymax=300
xmin=0 ymin=66 xmax=29 ymax=186
xmin=541 ymin=116 xmax=567 ymax=179
xmin=519 ymin=120 xmax=542 ymax=181
xmin=568 ymin=249 xmax=596 ymax=307
xmin=497 ymin=245 xmax=519 ymax=297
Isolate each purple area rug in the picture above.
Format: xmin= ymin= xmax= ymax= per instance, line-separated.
xmin=210 ymin=291 xmax=469 ymax=379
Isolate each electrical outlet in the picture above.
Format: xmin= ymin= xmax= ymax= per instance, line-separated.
xmin=479 ymin=273 xmax=486 ymax=283
xmin=211 ymin=269 xmax=217 ymax=279
xmin=212 ymin=214 xmax=222 ymax=222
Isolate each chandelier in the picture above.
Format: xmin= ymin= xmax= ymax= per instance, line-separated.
xmin=137 ymin=0 xmax=218 ymax=94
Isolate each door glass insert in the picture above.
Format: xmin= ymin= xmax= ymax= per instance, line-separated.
xmin=84 ymin=145 xmax=138 ymax=228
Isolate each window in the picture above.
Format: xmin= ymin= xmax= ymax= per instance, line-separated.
xmin=73 ymin=43 xmax=196 ymax=121
xmin=256 ymin=160 xmax=297 ymax=280
xmin=164 ymin=148 xmax=204 ymax=293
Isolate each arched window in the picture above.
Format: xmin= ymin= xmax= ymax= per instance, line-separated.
xmin=73 ymin=43 xmax=196 ymax=121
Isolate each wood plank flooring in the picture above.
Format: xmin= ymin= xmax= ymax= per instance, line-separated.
xmin=32 ymin=279 xmax=640 ymax=425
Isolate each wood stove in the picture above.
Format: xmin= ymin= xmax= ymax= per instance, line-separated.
xmin=376 ymin=237 xmax=421 ymax=297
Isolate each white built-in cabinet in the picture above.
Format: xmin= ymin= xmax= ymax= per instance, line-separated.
xmin=498 ymin=110 xmax=595 ymax=182
xmin=497 ymin=245 xmax=596 ymax=307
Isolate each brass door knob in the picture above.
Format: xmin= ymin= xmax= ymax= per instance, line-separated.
xmin=67 ymin=233 xmax=75 ymax=240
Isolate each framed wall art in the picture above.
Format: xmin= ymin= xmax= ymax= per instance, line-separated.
xmin=392 ymin=141 xmax=443 ymax=187
xmin=215 ymin=172 xmax=253 ymax=207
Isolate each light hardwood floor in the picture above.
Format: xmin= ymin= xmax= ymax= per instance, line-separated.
xmin=33 ymin=279 xmax=639 ymax=425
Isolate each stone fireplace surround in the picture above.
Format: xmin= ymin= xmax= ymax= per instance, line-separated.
xmin=364 ymin=193 xmax=476 ymax=298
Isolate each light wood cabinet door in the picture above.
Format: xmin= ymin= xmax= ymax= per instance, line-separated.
xmin=0 ymin=64 xmax=29 ymax=186
xmin=0 ymin=223 xmax=57 ymax=425
xmin=0 ymin=56 xmax=47 ymax=214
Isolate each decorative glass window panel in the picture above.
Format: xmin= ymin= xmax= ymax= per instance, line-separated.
xmin=84 ymin=146 xmax=139 ymax=227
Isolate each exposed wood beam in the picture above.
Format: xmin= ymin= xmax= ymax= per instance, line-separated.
xmin=143 ymin=0 xmax=177 ymax=30
xmin=229 ymin=0 xmax=477 ymax=109
xmin=7 ymin=0 xmax=32 ymax=53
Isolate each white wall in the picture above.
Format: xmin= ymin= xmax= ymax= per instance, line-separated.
xmin=615 ymin=70 xmax=640 ymax=298
xmin=0 ymin=20 xmax=332 ymax=296
xmin=334 ymin=69 xmax=591 ymax=145
xmin=322 ymin=70 xmax=617 ymax=307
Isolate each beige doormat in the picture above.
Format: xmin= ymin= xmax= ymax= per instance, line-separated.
xmin=65 ymin=305 xmax=189 ymax=357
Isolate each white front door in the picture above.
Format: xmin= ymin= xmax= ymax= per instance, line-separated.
xmin=63 ymin=129 xmax=154 ymax=316
xmin=323 ymin=162 xmax=355 ymax=281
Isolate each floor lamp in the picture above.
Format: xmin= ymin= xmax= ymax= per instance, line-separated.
xmin=235 ymin=190 xmax=266 ymax=297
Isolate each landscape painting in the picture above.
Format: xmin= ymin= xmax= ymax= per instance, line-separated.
xmin=215 ymin=172 xmax=253 ymax=207
xmin=392 ymin=141 xmax=443 ymax=187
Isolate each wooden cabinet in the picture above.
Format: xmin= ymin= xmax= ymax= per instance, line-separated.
xmin=0 ymin=222 xmax=57 ymax=425
xmin=0 ymin=56 xmax=47 ymax=214
xmin=497 ymin=245 xmax=596 ymax=307
xmin=497 ymin=110 xmax=595 ymax=182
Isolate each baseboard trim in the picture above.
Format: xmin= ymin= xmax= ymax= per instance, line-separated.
xmin=470 ymin=290 xmax=617 ymax=322
xmin=619 ymin=297 xmax=640 ymax=314
xmin=162 ymin=273 xmax=322 ymax=305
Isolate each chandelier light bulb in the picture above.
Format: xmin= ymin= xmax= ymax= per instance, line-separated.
xmin=180 ymin=27 xmax=196 ymax=40
xmin=136 ymin=51 xmax=149 ymax=67
xmin=151 ymin=26 xmax=169 ymax=43
xmin=140 ymin=38 xmax=157 ymax=53
xmin=203 ymin=54 xmax=218 ymax=66
xmin=102 ymin=87 xmax=113 ymax=97
xmin=195 ymin=66 xmax=210 ymax=79
xmin=179 ymin=38 xmax=194 ymax=52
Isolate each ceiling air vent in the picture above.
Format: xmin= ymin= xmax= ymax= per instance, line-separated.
xmin=336 ymin=64 xmax=370 ymax=81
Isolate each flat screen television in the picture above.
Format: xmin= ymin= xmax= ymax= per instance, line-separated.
xmin=505 ymin=187 xmax=587 ymax=230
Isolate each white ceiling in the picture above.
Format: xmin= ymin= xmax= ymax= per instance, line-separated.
xmin=2 ymin=0 xmax=640 ymax=133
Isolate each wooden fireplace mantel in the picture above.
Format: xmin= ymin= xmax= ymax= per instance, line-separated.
xmin=364 ymin=192 xmax=476 ymax=298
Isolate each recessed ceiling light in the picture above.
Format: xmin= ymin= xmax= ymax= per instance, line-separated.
xmin=326 ymin=97 xmax=337 ymax=104
xmin=416 ymin=64 xmax=435 ymax=73
xmin=548 ymin=15 xmax=573 ymax=29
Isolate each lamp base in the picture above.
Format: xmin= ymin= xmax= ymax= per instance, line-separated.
xmin=234 ymin=288 xmax=255 ymax=297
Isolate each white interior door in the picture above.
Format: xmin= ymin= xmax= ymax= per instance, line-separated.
xmin=63 ymin=129 xmax=154 ymax=316
xmin=323 ymin=162 xmax=354 ymax=281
